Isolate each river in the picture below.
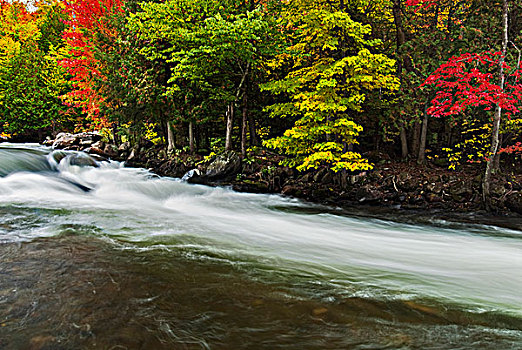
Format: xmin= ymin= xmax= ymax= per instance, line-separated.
xmin=0 ymin=143 xmax=521 ymax=349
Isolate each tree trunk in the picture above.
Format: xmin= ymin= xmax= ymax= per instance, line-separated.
xmin=229 ymin=61 xmax=250 ymax=152
xmin=400 ymin=125 xmax=409 ymax=159
xmin=493 ymin=134 xmax=503 ymax=170
xmin=112 ymin=123 xmax=120 ymax=146
xmin=483 ymin=0 xmax=508 ymax=208
xmin=167 ymin=121 xmax=176 ymax=153
xmin=248 ymin=113 xmax=259 ymax=146
xmin=241 ymin=94 xmax=248 ymax=157
xmin=411 ymin=121 xmax=421 ymax=159
xmin=225 ymin=103 xmax=234 ymax=151
xmin=392 ymin=0 xmax=414 ymax=73
xmin=393 ymin=0 xmax=410 ymax=160
xmin=418 ymin=103 xmax=429 ymax=164
xmin=189 ymin=120 xmax=195 ymax=154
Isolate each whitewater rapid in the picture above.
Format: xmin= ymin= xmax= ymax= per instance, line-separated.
xmin=1 ymin=143 xmax=522 ymax=318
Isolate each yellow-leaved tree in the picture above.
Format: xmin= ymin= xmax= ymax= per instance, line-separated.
xmin=262 ymin=0 xmax=399 ymax=172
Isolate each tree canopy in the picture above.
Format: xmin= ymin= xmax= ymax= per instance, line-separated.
xmin=0 ymin=0 xmax=521 ymax=203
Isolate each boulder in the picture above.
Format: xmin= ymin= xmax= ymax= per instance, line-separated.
xmin=92 ymin=141 xmax=105 ymax=150
xmin=232 ymin=180 xmax=269 ymax=193
xmin=50 ymin=150 xmax=68 ymax=165
xmin=118 ymin=142 xmax=130 ymax=153
xmin=68 ymin=154 xmax=99 ymax=168
xmin=449 ymin=181 xmax=473 ymax=202
xmin=204 ymin=151 xmax=241 ymax=179
xmin=181 ymin=169 xmax=200 ymax=182
xmin=51 ymin=132 xmax=102 ymax=150
xmin=282 ymin=185 xmax=300 ymax=196
xmin=52 ymin=133 xmax=78 ymax=149
xmin=158 ymin=160 xmax=190 ymax=178
xmin=87 ymin=146 xmax=107 ymax=157
xmin=187 ymin=151 xmax=241 ymax=184
xmin=103 ymin=144 xmax=118 ymax=158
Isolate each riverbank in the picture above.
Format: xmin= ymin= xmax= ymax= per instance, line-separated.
xmin=43 ymin=132 xmax=522 ymax=223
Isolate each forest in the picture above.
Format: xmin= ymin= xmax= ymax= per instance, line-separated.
xmin=1 ymin=0 xmax=522 ymax=207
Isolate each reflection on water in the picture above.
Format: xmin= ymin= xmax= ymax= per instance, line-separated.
xmin=1 ymin=143 xmax=522 ymax=349
xmin=1 ymin=236 xmax=521 ymax=350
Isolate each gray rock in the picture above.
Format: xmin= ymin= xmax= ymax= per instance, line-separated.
xmin=51 ymin=132 xmax=102 ymax=150
xmin=204 ymin=151 xmax=241 ymax=179
xmin=187 ymin=151 xmax=241 ymax=184
xmin=52 ymin=133 xmax=78 ymax=149
xmin=118 ymin=142 xmax=130 ymax=152
xmin=103 ymin=144 xmax=118 ymax=158
xmin=50 ymin=150 xmax=68 ymax=165
xmin=92 ymin=141 xmax=105 ymax=149
xmin=68 ymin=154 xmax=99 ymax=168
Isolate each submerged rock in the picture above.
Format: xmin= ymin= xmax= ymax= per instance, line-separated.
xmin=181 ymin=169 xmax=200 ymax=182
xmin=50 ymin=150 xmax=68 ymax=165
xmin=68 ymin=154 xmax=99 ymax=168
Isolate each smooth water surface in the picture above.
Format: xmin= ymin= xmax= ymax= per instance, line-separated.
xmin=0 ymin=143 xmax=521 ymax=349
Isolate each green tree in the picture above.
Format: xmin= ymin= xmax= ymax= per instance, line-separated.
xmin=0 ymin=1 xmax=74 ymax=139
xmin=128 ymin=0 xmax=279 ymax=154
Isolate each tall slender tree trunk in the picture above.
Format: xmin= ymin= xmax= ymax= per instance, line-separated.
xmin=411 ymin=121 xmax=421 ymax=159
xmin=493 ymin=134 xmax=503 ymax=170
xmin=112 ymin=123 xmax=120 ymax=146
xmin=418 ymin=102 xmax=429 ymax=164
xmin=241 ymin=94 xmax=248 ymax=157
xmin=225 ymin=103 xmax=234 ymax=151
xmin=167 ymin=121 xmax=176 ymax=153
xmin=227 ymin=62 xmax=250 ymax=152
xmin=393 ymin=0 xmax=410 ymax=160
xmin=189 ymin=120 xmax=195 ymax=154
xmin=400 ymin=125 xmax=409 ymax=159
xmin=483 ymin=0 xmax=509 ymax=208
xmin=248 ymin=113 xmax=259 ymax=146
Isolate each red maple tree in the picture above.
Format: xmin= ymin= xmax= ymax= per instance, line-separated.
xmin=406 ymin=0 xmax=516 ymax=204
xmin=423 ymin=51 xmax=522 ymax=118
xmin=59 ymin=0 xmax=123 ymax=127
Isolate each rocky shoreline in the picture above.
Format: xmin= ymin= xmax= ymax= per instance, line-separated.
xmin=45 ymin=132 xmax=522 ymax=223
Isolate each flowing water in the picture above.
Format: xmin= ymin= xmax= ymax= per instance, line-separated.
xmin=0 ymin=143 xmax=521 ymax=350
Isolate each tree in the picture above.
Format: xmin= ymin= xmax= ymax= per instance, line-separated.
xmin=0 ymin=0 xmax=74 ymax=139
xmin=413 ymin=0 xmax=520 ymax=206
xmin=262 ymin=0 xmax=399 ymax=172
xmin=128 ymin=0 xmax=278 ymax=154
xmin=60 ymin=0 xmax=123 ymax=127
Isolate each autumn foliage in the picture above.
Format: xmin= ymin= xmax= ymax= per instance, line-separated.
xmin=59 ymin=0 xmax=123 ymax=125
xmin=423 ymin=51 xmax=522 ymax=118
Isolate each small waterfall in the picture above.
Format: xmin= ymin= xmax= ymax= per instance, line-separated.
xmin=0 ymin=145 xmax=53 ymax=177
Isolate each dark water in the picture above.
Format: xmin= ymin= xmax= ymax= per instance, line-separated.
xmin=1 ymin=144 xmax=521 ymax=349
